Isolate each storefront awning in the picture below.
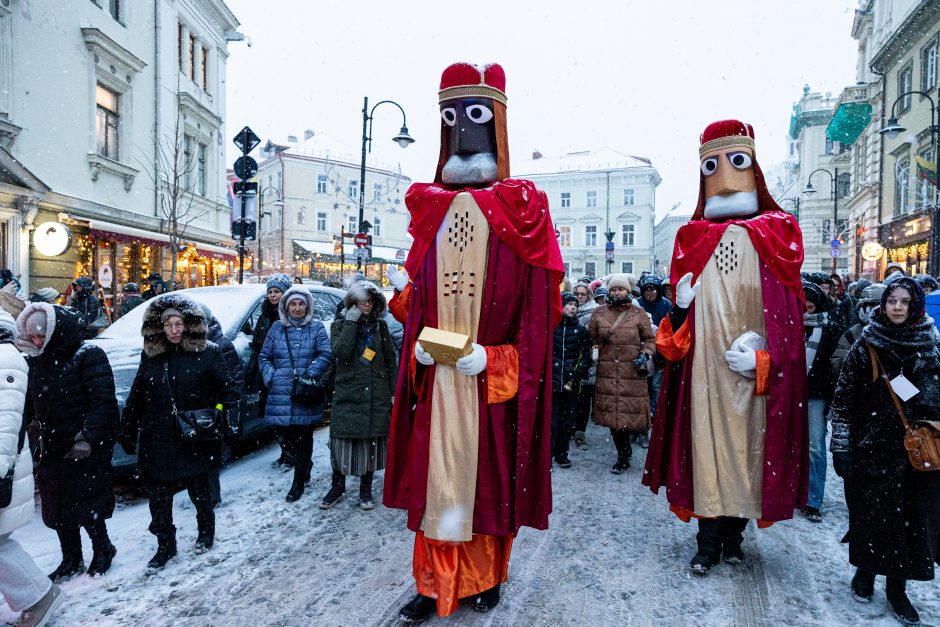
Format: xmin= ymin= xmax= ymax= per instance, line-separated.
xmin=826 ymin=102 xmax=872 ymax=146
xmin=89 ymin=219 xmax=236 ymax=260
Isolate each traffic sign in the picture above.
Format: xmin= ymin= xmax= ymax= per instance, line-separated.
xmin=355 ymin=247 xmax=370 ymax=261
xmin=354 ymin=233 xmax=369 ymax=248
xmin=830 ymin=248 xmax=841 ymax=258
xmin=830 ymin=239 xmax=841 ymax=248
xmin=605 ymin=250 xmax=615 ymax=261
xmin=605 ymin=241 xmax=615 ymax=252
xmin=232 ymin=126 xmax=260 ymax=154
xmin=233 ymin=156 xmax=258 ymax=180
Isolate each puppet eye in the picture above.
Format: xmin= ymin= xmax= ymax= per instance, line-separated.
xmin=465 ymin=104 xmax=493 ymax=124
xmin=700 ymin=157 xmax=718 ymax=176
xmin=440 ymin=108 xmax=457 ymax=127
xmin=727 ymin=151 xmax=753 ymax=170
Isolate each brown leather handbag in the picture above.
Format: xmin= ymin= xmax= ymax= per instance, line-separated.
xmin=868 ymin=345 xmax=940 ymax=472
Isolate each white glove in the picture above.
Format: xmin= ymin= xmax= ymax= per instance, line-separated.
xmin=386 ymin=266 xmax=409 ymax=292
xmin=725 ymin=345 xmax=757 ymax=375
xmin=345 ymin=306 xmax=362 ymax=321
xmin=674 ymin=272 xmax=701 ymax=309
xmin=455 ymin=343 xmax=487 ymax=376
xmin=415 ymin=341 xmax=435 ymax=366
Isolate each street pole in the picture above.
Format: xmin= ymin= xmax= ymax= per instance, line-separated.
xmin=358 ymin=96 xmax=369 ymax=272
xmin=832 ymin=167 xmax=838 ymax=274
xmin=933 ymin=95 xmax=939 ymax=275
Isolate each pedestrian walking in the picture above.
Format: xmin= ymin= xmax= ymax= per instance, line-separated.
xmin=551 ymin=293 xmax=591 ymax=468
xmin=593 ymin=286 xmax=608 ymax=306
xmin=322 ymin=281 xmax=396 ymax=510
xmin=118 ymin=294 xmax=240 ymax=571
xmin=119 ymin=283 xmax=145 ymax=317
xmin=16 ymin=304 xmax=119 ymax=581
xmin=0 ymin=308 xmax=65 ymax=625
xmin=587 ymin=274 xmax=655 ymax=474
xmin=831 ymin=283 xmax=885 ymax=378
xmin=914 ymin=273 xmax=938 ymax=296
xmin=830 ymin=276 xmax=940 ymax=626
xmin=637 ymin=274 xmax=672 ymax=446
xmin=258 ymin=285 xmax=332 ymax=502
xmin=66 ymin=277 xmax=103 ymax=339
xmin=142 ymin=272 xmax=166 ymax=300
xmin=573 ymin=283 xmax=598 ymax=449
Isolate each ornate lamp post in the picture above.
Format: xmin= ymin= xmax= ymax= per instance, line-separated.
xmin=803 ymin=168 xmax=840 ymax=273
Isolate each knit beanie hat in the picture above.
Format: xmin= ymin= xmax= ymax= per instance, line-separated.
xmin=284 ymin=291 xmax=307 ymax=307
xmin=606 ymin=273 xmax=636 ymax=292
xmin=160 ymin=307 xmax=183 ymax=322
xmin=32 ymin=287 xmax=59 ymax=303
xmin=266 ymin=273 xmax=292 ymax=294
xmin=561 ymin=291 xmax=579 ymax=308
xmin=22 ymin=307 xmax=48 ymax=336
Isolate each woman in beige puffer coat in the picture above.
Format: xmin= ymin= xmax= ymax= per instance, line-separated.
xmin=588 ymin=274 xmax=655 ymax=474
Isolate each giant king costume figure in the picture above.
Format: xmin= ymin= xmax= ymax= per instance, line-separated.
xmin=384 ymin=62 xmax=564 ymax=621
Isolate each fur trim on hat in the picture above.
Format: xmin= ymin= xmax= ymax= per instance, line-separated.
xmin=278 ymin=286 xmax=316 ymax=326
xmin=15 ymin=303 xmax=55 ymax=357
xmin=606 ymin=273 xmax=636 ymax=292
xmin=142 ymin=293 xmax=207 ymax=357
xmin=343 ymin=281 xmax=387 ymax=318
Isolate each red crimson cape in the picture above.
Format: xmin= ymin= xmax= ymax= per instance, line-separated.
xmin=383 ymin=180 xmax=564 ymax=536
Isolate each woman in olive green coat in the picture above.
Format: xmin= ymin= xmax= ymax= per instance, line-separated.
xmin=321 ymin=281 xmax=398 ymax=511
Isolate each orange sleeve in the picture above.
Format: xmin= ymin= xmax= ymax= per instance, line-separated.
xmin=754 ymin=349 xmax=770 ymax=396
xmin=484 ymin=345 xmax=518 ymax=404
xmin=389 ymin=283 xmax=412 ymax=323
xmin=655 ymin=315 xmax=692 ymax=362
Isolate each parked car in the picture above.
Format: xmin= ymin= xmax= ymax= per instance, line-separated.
xmin=90 ymin=284 xmax=346 ymax=475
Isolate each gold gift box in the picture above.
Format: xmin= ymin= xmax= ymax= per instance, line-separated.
xmin=418 ymin=327 xmax=472 ymax=367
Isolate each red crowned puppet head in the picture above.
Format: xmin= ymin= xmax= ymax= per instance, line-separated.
xmin=693 ymin=119 xmax=783 ymax=220
xmin=435 ymin=62 xmax=510 ymax=185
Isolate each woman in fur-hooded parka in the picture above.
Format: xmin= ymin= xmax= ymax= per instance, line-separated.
xmin=120 ymin=294 xmax=239 ymax=483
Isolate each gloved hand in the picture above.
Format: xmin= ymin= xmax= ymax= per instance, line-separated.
xmin=632 ymin=352 xmax=650 ymax=373
xmin=725 ymin=345 xmax=757 ymax=374
xmin=832 ymin=452 xmax=852 ymax=479
xmin=65 ymin=440 xmax=92 ymax=460
xmin=674 ymin=272 xmax=701 ymax=309
xmin=345 ymin=306 xmax=362 ymax=322
xmin=456 ymin=343 xmax=488 ymax=376
xmin=415 ymin=341 xmax=435 ymax=366
xmin=386 ymin=266 xmax=410 ymax=292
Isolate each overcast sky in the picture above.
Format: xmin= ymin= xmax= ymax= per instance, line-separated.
xmin=224 ymin=0 xmax=860 ymax=221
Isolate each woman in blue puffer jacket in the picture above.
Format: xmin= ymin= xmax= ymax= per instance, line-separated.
xmin=259 ymin=285 xmax=332 ymax=502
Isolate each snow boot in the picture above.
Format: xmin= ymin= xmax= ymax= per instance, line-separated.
xmin=86 ymin=542 xmax=117 ymax=577
xmin=638 ymin=430 xmax=650 ymax=449
xmin=574 ymin=430 xmax=588 ymax=450
xmin=554 ymin=455 xmax=572 ymax=468
xmin=886 ymin=577 xmax=920 ymax=626
xmin=194 ymin=520 xmax=215 ymax=554
xmin=359 ymin=472 xmax=375 ymax=511
xmin=801 ymin=506 xmax=823 ymax=522
xmin=851 ymin=568 xmax=875 ymax=603
xmin=285 ymin=457 xmax=310 ymax=502
xmin=689 ymin=551 xmax=718 ymax=575
xmin=398 ymin=593 xmax=436 ymax=623
xmin=16 ymin=583 xmax=65 ymax=627
xmin=319 ymin=470 xmax=346 ymax=509
xmin=473 ymin=584 xmax=501 ymax=612
xmin=47 ymin=553 xmax=84 ymax=583
xmin=722 ymin=542 xmax=744 ymax=565
xmin=147 ymin=535 xmax=177 ymax=572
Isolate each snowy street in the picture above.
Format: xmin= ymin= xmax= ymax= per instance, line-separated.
xmin=1 ymin=424 xmax=936 ymax=627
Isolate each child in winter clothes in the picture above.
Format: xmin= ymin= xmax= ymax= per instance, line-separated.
xmin=551 ymin=293 xmax=591 ymax=468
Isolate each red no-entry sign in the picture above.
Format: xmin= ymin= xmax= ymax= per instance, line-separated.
xmin=354 ymin=233 xmax=369 ymax=248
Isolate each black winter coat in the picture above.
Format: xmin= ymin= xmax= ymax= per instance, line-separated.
xmin=71 ymin=292 xmax=101 ymax=340
xmin=552 ymin=315 xmax=591 ymax=392
xmin=804 ymin=318 xmax=842 ymax=402
xmin=830 ymin=339 xmax=940 ymax=580
xmin=24 ymin=307 xmax=118 ymax=529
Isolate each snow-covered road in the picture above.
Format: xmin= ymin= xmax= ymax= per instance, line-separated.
xmin=2 ymin=425 xmax=937 ymax=626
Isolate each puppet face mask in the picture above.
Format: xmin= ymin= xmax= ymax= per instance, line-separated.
xmin=440 ymin=97 xmax=498 ymax=186
xmin=701 ymin=147 xmax=758 ymax=220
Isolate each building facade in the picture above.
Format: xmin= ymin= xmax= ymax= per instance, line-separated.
xmin=254 ymin=131 xmax=413 ymax=284
xmin=652 ymin=207 xmax=692 ymax=280
xmin=514 ymin=149 xmax=661 ymax=281
xmin=0 ymin=0 xmax=240 ymax=305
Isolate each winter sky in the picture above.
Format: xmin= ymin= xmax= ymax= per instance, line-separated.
xmin=224 ymin=0 xmax=860 ymax=221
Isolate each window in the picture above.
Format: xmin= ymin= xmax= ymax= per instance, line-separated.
xmin=348 ymin=180 xmax=359 ymax=198
xmin=836 ymin=172 xmax=851 ymax=199
xmin=196 ymin=143 xmax=206 ymax=196
xmin=623 ymin=188 xmax=635 ymax=205
xmin=373 ymin=217 xmax=382 ymax=237
xmin=621 ymin=224 xmax=635 ymax=247
xmin=824 ymin=138 xmax=834 ymax=155
xmin=347 ymin=215 xmax=358 ymax=234
xmin=201 ymin=46 xmax=209 ymax=90
xmin=316 ymin=212 xmax=327 ymax=232
xmin=621 ymin=261 xmax=634 ymax=274
xmin=95 ymin=84 xmax=119 ymax=160
xmin=558 ymin=225 xmax=571 ymax=247
xmin=297 ymin=207 xmax=307 ymax=225
xmin=898 ymin=63 xmax=913 ymax=113
xmin=177 ymin=23 xmax=183 ymax=72
xmin=560 ymin=192 xmax=571 ymax=208
xmin=586 ymin=191 xmax=597 ymax=208
xmin=584 ymin=225 xmax=597 ymax=247
xmin=182 ymin=135 xmax=192 ymax=190
xmin=109 ymin=0 xmax=122 ymax=23
xmin=317 ymin=174 xmax=328 ymax=194
xmin=895 ymin=156 xmax=911 ymax=214
xmin=584 ymin=261 xmax=596 ymax=277
xmin=373 ymin=182 xmax=383 ymax=201
xmin=917 ymin=147 xmax=936 ymax=211
xmin=188 ymin=34 xmax=196 ymax=81
xmin=922 ymin=39 xmax=938 ymax=91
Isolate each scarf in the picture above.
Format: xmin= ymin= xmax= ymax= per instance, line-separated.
xmin=862 ymin=309 xmax=939 ymax=364
xmin=355 ymin=315 xmax=379 ymax=357
xmin=804 ymin=312 xmax=827 ymax=373
xmin=287 ymin=315 xmax=306 ymax=327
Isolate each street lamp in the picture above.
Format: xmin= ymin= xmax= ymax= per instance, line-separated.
xmin=257 ymin=185 xmax=283 ymax=277
xmin=803 ymin=167 xmax=840 ymax=273
xmin=879 ymin=88 xmax=940 ymax=273
xmin=358 ymin=96 xmax=414 ymax=271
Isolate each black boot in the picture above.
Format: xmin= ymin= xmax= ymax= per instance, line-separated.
xmin=359 ymin=472 xmax=374 ymax=511
xmin=610 ymin=429 xmax=631 ymax=474
xmin=195 ymin=520 xmax=215 ymax=553
xmin=473 ymin=584 xmax=501 ymax=612
xmin=147 ymin=535 xmax=177 ymax=572
xmin=320 ymin=470 xmax=346 ymax=509
xmin=398 ymin=593 xmax=436 ymax=623
xmin=851 ymin=567 xmax=875 ymax=603
xmin=86 ymin=543 xmax=117 ymax=577
xmin=286 ymin=458 xmax=309 ymax=502
xmin=690 ymin=519 xmax=722 ymax=575
xmin=48 ymin=529 xmax=84 ymax=582
xmin=886 ymin=577 xmax=920 ymax=626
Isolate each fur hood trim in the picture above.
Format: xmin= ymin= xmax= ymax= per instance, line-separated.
xmin=343 ymin=281 xmax=387 ymax=318
xmin=278 ymin=286 xmax=315 ymax=326
xmin=142 ymin=293 xmax=207 ymax=357
xmin=15 ymin=303 xmax=55 ymax=357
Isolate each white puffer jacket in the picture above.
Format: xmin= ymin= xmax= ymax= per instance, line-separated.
xmin=0 ymin=324 xmax=31 ymax=536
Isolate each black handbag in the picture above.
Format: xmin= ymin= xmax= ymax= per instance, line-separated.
xmin=285 ymin=328 xmax=325 ymax=406
xmin=0 ymin=416 xmax=27 ymax=508
xmin=165 ymin=362 xmax=222 ymax=442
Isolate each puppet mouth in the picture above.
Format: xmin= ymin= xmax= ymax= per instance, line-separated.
xmin=441 ymin=153 xmax=498 ymax=185
xmin=703 ymin=190 xmax=758 ymax=219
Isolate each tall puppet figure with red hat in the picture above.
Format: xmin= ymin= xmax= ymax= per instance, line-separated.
xmin=383 ymin=63 xmax=564 ymax=621
xmin=643 ymin=120 xmax=809 ymax=575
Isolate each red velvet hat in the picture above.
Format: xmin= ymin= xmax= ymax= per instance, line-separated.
xmin=439 ymin=62 xmax=507 ymax=105
xmin=699 ymin=119 xmax=755 ymax=157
